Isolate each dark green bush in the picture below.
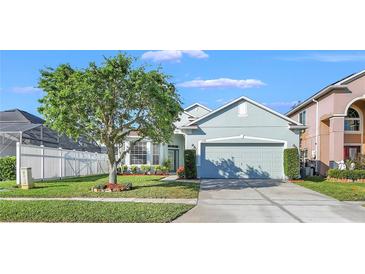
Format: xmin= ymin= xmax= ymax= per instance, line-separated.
xmin=130 ymin=165 xmax=138 ymax=174
xmin=162 ymin=160 xmax=171 ymax=169
xmin=0 ymin=156 xmax=16 ymax=181
xmin=160 ymin=166 xmax=169 ymax=174
xmin=283 ymin=148 xmax=300 ymax=179
xmin=328 ymin=169 xmax=365 ymax=180
xmin=141 ymin=165 xmax=151 ymax=174
xmin=328 ymin=169 xmax=341 ymax=178
xmin=153 ymin=165 xmax=162 ymax=172
xmin=184 ymin=149 xmax=197 ymax=179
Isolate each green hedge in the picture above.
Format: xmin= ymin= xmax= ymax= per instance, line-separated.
xmin=328 ymin=169 xmax=365 ymax=180
xmin=0 ymin=156 xmax=16 ymax=181
xmin=283 ymin=148 xmax=300 ymax=179
xmin=184 ymin=149 xmax=197 ymax=179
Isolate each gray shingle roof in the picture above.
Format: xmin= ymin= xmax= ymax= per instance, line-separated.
xmin=0 ymin=109 xmax=45 ymax=124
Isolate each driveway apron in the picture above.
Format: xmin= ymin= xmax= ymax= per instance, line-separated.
xmin=174 ymin=179 xmax=365 ymax=223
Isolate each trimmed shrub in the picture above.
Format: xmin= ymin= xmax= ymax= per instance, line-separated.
xmin=141 ymin=165 xmax=151 ymax=174
xmin=160 ymin=166 xmax=169 ymax=174
xmin=177 ymin=166 xmax=185 ymax=178
xmin=162 ymin=159 xmax=171 ymax=169
xmin=0 ymin=156 xmax=16 ymax=181
xmin=153 ymin=165 xmax=161 ymax=172
xmin=184 ymin=149 xmax=197 ymax=179
xmin=283 ymin=148 xmax=300 ymax=179
xmin=328 ymin=169 xmax=365 ymax=181
xmin=130 ymin=165 xmax=138 ymax=174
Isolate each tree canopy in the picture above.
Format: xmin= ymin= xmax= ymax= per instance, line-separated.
xmin=38 ymin=53 xmax=182 ymax=183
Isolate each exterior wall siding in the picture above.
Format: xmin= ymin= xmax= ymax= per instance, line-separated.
xmin=184 ymin=99 xmax=300 ymax=178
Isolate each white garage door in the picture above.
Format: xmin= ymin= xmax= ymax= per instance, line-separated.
xmin=200 ymin=143 xmax=284 ymax=179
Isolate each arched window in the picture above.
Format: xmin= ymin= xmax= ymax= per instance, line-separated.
xmin=344 ymin=107 xmax=361 ymax=132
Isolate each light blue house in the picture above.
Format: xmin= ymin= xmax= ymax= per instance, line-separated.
xmin=124 ymin=96 xmax=305 ymax=179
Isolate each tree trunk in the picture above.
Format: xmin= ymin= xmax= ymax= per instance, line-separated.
xmin=109 ymin=162 xmax=117 ymax=184
xmin=107 ymin=144 xmax=117 ymax=184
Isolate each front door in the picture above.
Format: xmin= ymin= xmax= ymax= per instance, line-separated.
xmin=344 ymin=146 xmax=361 ymax=160
xmin=168 ymin=149 xmax=179 ymax=172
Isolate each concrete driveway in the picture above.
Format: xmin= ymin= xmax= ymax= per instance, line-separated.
xmin=174 ymin=179 xmax=365 ymax=223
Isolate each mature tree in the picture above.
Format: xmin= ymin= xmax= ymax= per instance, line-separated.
xmin=38 ymin=53 xmax=182 ymax=183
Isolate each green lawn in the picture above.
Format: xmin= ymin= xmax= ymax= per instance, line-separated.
xmin=0 ymin=200 xmax=193 ymax=223
xmin=0 ymin=175 xmax=200 ymax=199
xmin=297 ymin=178 xmax=365 ymax=201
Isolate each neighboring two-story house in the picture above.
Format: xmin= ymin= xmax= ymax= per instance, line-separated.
xmin=287 ymin=70 xmax=365 ymax=175
xmin=124 ymin=96 xmax=304 ymax=179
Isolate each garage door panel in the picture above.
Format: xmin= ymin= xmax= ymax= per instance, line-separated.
xmin=200 ymin=143 xmax=283 ymax=179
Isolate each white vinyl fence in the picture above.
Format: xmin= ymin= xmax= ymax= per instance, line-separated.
xmin=16 ymin=142 xmax=109 ymax=184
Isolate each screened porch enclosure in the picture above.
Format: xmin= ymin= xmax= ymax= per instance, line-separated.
xmin=0 ymin=125 xmax=101 ymax=157
xmin=0 ymin=109 xmax=101 ymax=157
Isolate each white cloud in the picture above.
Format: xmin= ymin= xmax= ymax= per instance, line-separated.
xmin=182 ymin=50 xmax=209 ymax=59
xmin=10 ymin=86 xmax=42 ymax=94
xmin=280 ymin=53 xmax=365 ymax=62
xmin=141 ymin=50 xmax=208 ymax=62
xmin=177 ymin=78 xmax=265 ymax=89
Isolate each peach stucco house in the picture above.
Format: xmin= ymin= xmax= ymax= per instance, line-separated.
xmin=287 ymin=70 xmax=365 ymax=175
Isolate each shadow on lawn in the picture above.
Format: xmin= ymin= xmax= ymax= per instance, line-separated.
xmin=54 ymin=174 xmax=108 ymax=183
xmin=304 ymin=176 xmax=326 ymax=182
xmin=29 ymin=174 xmax=108 ymax=185
xmin=32 ymin=184 xmax=71 ymax=189
xmin=132 ymin=181 xmax=200 ymax=191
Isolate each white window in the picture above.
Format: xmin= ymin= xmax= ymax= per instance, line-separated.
xmin=238 ymin=102 xmax=247 ymax=117
xmin=299 ymin=110 xmax=306 ymax=125
xmin=152 ymin=143 xmax=160 ymax=165
xmin=130 ymin=141 xmax=147 ymax=164
xmin=344 ymin=107 xmax=361 ymax=132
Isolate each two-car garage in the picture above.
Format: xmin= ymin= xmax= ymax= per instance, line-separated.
xmin=199 ymin=142 xmax=285 ymax=179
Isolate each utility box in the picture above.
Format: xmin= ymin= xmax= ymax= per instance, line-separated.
xmin=21 ymin=167 xmax=34 ymax=189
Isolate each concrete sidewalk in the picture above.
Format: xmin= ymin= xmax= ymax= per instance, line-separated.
xmin=0 ymin=197 xmax=197 ymax=205
xmin=174 ymin=179 xmax=365 ymax=223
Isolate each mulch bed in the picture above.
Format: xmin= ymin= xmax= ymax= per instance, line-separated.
xmin=92 ymin=183 xmax=132 ymax=192
xmin=287 ymin=179 xmax=304 ymax=183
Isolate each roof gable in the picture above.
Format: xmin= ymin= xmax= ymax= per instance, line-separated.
xmin=186 ymin=96 xmax=302 ymax=127
xmin=184 ymin=103 xmax=212 ymax=112
xmin=184 ymin=103 xmax=212 ymax=118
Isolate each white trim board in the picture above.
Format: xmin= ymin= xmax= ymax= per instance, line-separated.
xmin=205 ymin=134 xmax=287 ymax=147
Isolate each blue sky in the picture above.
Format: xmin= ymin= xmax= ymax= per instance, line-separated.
xmin=1 ymin=50 xmax=365 ymax=117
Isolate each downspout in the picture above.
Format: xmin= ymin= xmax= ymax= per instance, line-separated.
xmin=313 ymin=99 xmax=319 ymax=174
